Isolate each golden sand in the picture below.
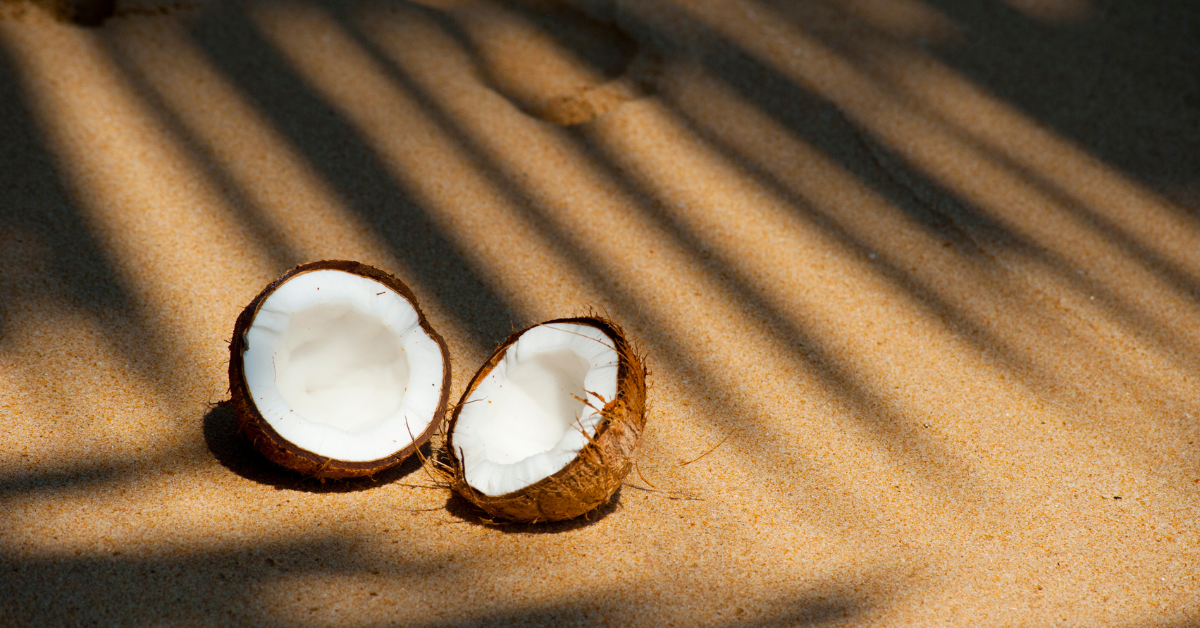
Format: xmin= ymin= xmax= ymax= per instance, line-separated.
xmin=1 ymin=0 xmax=1197 ymax=625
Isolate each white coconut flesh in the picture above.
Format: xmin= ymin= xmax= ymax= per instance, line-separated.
xmin=453 ymin=323 xmax=619 ymax=496
xmin=240 ymin=270 xmax=445 ymax=462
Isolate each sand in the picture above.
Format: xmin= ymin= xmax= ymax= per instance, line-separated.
xmin=0 ymin=0 xmax=1197 ymax=625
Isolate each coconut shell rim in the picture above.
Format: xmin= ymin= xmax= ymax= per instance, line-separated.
xmin=445 ymin=315 xmax=647 ymax=519
xmin=228 ymin=259 xmax=452 ymax=479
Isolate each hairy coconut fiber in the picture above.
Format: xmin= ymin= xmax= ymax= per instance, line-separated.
xmin=228 ymin=260 xmax=451 ymax=479
xmin=446 ymin=317 xmax=647 ymax=522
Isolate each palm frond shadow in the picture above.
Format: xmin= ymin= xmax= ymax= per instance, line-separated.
xmin=346 ymin=1 xmax=984 ymax=501
xmin=185 ymin=3 xmax=523 ymax=351
xmin=1 ymin=538 xmax=874 ymax=627
xmin=0 ymin=535 xmax=462 ymax=627
xmin=0 ymin=38 xmax=197 ymax=410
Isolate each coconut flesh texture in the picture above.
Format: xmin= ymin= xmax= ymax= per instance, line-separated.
xmin=240 ymin=269 xmax=446 ymax=463
xmin=452 ymin=323 xmax=619 ymax=496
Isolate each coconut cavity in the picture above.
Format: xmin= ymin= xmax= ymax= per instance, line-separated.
xmin=230 ymin=261 xmax=450 ymax=478
xmin=275 ymin=302 xmax=411 ymax=434
xmin=473 ymin=347 xmax=591 ymax=463
xmin=448 ymin=317 xmax=647 ymax=522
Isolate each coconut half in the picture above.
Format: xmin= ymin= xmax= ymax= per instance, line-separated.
xmin=228 ymin=260 xmax=451 ymax=479
xmin=446 ymin=317 xmax=647 ymax=522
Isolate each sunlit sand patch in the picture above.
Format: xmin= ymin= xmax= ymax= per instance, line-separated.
xmin=667 ymin=0 xmax=1200 ymax=377
xmin=0 ymin=16 xmax=274 ymax=378
xmin=583 ymin=99 xmax=1025 ymax=457
xmin=261 ymin=571 xmax=434 ymax=625
xmin=1 ymin=0 xmax=1197 ymax=625
xmin=614 ymin=0 xmax=1195 ymax=619
xmin=651 ymin=0 xmax=1200 ymax=450
xmin=732 ymin=6 xmax=1200 ymax=449
xmin=648 ymin=55 xmax=1200 ymax=474
xmin=0 ymin=310 xmax=204 ymax=460
xmin=352 ymin=2 xmax=1025 ymax=539
xmin=575 ymin=100 xmax=1200 ymax=609
xmin=248 ymin=0 xmax=603 ymax=324
xmin=102 ymin=17 xmax=394 ymax=269
xmin=858 ymin=40 xmax=1200 ymax=308
xmin=0 ymin=228 xmax=217 ymax=467
xmin=341 ymin=1 xmax=979 ymax=576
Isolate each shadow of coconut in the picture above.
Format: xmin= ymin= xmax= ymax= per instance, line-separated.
xmin=202 ymin=403 xmax=426 ymax=494
xmin=442 ymin=486 xmax=623 ymax=533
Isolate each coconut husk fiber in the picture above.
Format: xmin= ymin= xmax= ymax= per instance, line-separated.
xmin=1 ymin=0 xmax=1198 ymax=625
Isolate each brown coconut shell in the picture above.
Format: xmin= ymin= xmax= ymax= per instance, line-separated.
xmin=228 ymin=260 xmax=451 ymax=479
xmin=446 ymin=316 xmax=647 ymax=522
